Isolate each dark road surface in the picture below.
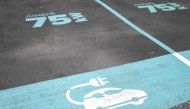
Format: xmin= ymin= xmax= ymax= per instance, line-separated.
xmin=0 ymin=0 xmax=190 ymax=109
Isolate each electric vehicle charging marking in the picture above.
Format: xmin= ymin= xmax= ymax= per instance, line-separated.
xmin=66 ymin=77 xmax=148 ymax=109
xmin=1 ymin=50 xmax=190 ymax=109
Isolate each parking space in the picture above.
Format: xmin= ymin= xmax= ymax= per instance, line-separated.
xmin=101 ymin=0 xmax=190 ymax=52
xmin=0 ymin=0 xmax=167 ymax=89
xmin=0 ymin=0 xmax=190 ymax=109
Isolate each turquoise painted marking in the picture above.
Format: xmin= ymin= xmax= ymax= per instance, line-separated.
xmin=1 ymin=50 xmax=190 ymax=109
xmin=48 ymin=14 xmax=72 ymax=26
xmin=26 ymin=12 xmax=87 ymax=28
xmin=26 ymin=17 xmax=47 ymax=28
xmin=136 ymin=4 xmax=158 ymax=13
xmin=135 ymin=3 xmax=187 ymax=13
xmin=95 ymin=0 xmax=175 ymax=54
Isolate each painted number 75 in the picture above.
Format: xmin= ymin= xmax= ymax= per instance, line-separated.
xmin=26 ymin=13 xmax=87 ymax=28
xmin=136 ymin=3 xmax=187 ymax=13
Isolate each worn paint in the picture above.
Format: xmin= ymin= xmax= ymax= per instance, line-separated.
xmin=0 ymin=50 xmax=190 ymax=109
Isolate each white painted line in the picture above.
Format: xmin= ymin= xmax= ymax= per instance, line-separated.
xmin=173 ymin=53 xmax=190 ymax=67
xmin=95 ymin=0 xmax=190 ymax=68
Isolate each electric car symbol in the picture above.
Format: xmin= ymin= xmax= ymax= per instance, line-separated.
xmin=83 ymin=88 xmax=148 ymax=109
xmin=66 ymin=87 xmax=148 ymax=109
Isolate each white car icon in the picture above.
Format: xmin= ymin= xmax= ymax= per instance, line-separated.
xmin=83 ymin=88 xmax=148 ymax=109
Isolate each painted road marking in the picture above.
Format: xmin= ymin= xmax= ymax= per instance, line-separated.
xmin=66 ymin=78 xmax=148 ymax=108
xmin=135 ymin=2 xmax=187 ymax=13
xmin=26 ymin=12 xmax=87 ymax=28
xmin=1 ymin=50 xmax=190 ymax=109
xmin=95 ymin=0 xmax=190 ymax=67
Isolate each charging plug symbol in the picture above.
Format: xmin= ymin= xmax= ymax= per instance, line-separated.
xmin=70 ymin=77 xmax=109 ymax=90
xmin=89 ymin=77 xmax=109 ymax=87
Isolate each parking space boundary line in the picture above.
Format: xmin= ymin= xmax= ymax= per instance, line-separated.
xmin=95 ymin=0 xmax=190 ymax=67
